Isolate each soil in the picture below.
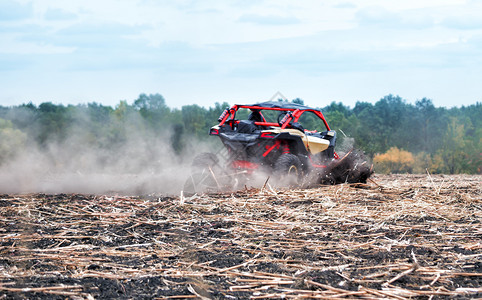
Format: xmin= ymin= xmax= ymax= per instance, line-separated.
xmin=0 ymin=174 xmax=480 ymax=299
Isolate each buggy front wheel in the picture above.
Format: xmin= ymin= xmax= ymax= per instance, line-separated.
xmin=274 ymin=153 xmax=302 ymax=187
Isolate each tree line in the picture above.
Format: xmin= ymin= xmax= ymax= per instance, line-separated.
xmin=0 ymin=93 xmax=480 ymax=174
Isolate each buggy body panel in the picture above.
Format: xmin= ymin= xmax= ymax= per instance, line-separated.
xmin=210 ymin=101 xmax=338 ymax=175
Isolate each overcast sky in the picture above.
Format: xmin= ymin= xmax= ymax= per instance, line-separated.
xmin=1 ymin=0 xmax=481 ymax=109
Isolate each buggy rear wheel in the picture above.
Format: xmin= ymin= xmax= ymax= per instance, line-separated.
xmin=191 ymin=152 xmax=219 ymax=170
xmin=183 ymin=169 xmax=219 ymax=196
xmin=183 ymin=152 xmax=221 ymax=195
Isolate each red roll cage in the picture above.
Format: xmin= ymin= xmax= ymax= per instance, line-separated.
xmin=217 ymin=104 xmax=332 ymax=132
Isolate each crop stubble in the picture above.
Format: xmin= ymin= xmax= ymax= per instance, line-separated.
xmin=0 ymin=174 xmax=480 ymax=299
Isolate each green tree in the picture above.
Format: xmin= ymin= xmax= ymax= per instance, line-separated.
xmin=292 ymin=98 xmax=304 ymax=105
xmin=182 ymin=104 xmax=208 ymax=138
xmin=36 ymin=102 xmax=71 ymax=145
xmin=436 ymin=117 xmax=469 ymax=174
xmin=0 ymin=118 xmax=27 ymax=164
xmin=0 ymin=93 xmax=479 ymax=174
xmin=133 ymin=93 xmax=170 ymax=130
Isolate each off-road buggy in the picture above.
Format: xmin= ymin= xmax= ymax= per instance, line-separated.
xmin=184 ymin=101 xmax=371 ymax=194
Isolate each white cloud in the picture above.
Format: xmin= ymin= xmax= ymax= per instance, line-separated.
xmin=0 ymin=0 xmax=33 ymax=21
xmin=0 ymin=0 xmax=481 ymax=108
xmin=44 ymin=8 xmax=77 ymax=21
xmin=0 ymin=32 xmax=76 ymax=54
xmin=237 ymin=13 xmax=300 ymax=25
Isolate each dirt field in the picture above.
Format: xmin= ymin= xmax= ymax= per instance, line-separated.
xmin=0 ymin=174 xmax=480 ymax=299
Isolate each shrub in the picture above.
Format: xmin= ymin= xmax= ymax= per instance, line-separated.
xmin=374 ymin=147 xmax=414 ymax=173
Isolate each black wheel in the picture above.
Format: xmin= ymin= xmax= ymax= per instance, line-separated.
xmin=191 ymin=152 xmax=219 ymax=170
xmin=183 ymin=170 xmax=218 ymax=196
xmin=274 ymin=153 xmax=302 ymax=187
xmin=183 ymin=152 xmax=221 ymax=195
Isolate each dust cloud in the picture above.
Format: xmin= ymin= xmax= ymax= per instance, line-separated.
xmin=337 ymin=136 xmax=355 ymax=154
xmin=0 ymin=109 xmax=372 ymax=194
xmin=0 ymin=112 xmax=215 ymax=195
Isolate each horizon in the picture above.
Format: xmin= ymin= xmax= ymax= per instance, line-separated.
xmin=2 ymin=92 xmax=481 ymax=110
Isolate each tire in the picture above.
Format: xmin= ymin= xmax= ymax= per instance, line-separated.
xmin=274 ymin=153 xmax=302 ymax=187
xmin=183 ymin=152 xmax=221 ymax=195
xmin=191 ymin=152 xmax=219 ymax=170
xmin=183 ymin=170 xmax=218 ymax=196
